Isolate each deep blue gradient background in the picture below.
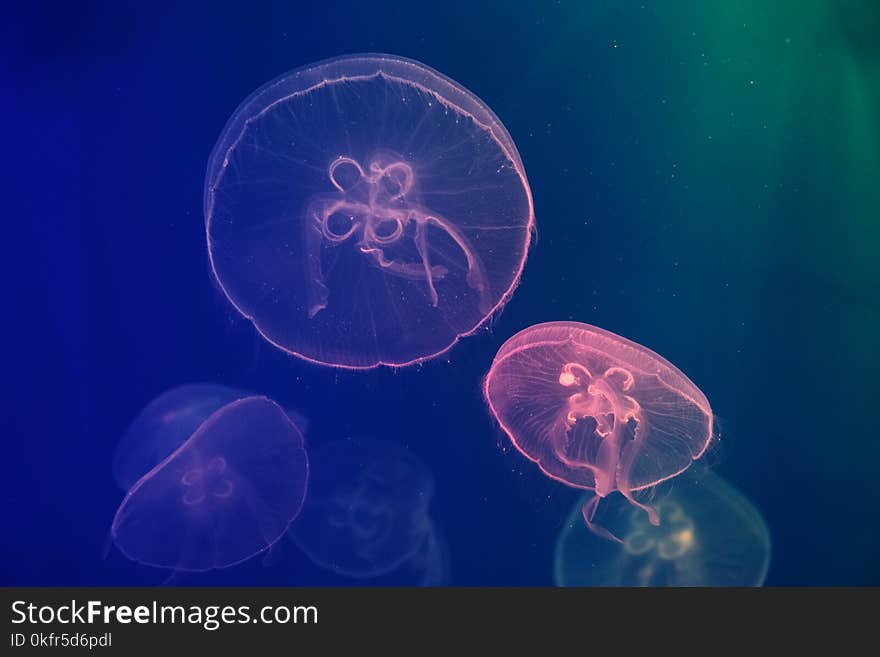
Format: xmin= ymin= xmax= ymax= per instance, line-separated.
xmin=4 ymin=1 xmax=878 ymax=585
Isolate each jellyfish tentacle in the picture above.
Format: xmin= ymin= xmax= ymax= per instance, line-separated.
xmin=593 ymin=421 xmax=622 ymax=497
xmin=425 ymin=213 xmax=492 ymax=313
xmin=414 ymin=220 xmax=439 ymax=307
xmin=358 ymin=245 xmax=448 ymax=281
xmin=581 ymin=495 xmax=623 ymax=544
xmin=617 ymin=415 xmax=660 ymax=526
xmin=550 ymin=413 xmax=600 ymax=477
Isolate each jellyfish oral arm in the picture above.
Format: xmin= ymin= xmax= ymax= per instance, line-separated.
xmin=581 ymin=495 xmax=623 ymax=544
xmin=558 ymin=363 xmax=661 ymax=535
xmin=616 ymin=421 xmax=660 ymax=526
xmin=424 ymin=214 xmax=491 ymax=314
xmin=358 ymin=245 xmax=449 ymax=282
xmin=414 ymin=220 xmax=440 ymax=307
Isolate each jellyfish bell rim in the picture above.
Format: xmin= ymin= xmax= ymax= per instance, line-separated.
xmin=203 ymin=53 xmax=536 ymax=370
xmin=482 ymin=321 xmax=714 ymax=494
xmin=204 ymin=53 xmax=531 ymax=205
xmin=111 ymin=395 xmax=309 ymax=573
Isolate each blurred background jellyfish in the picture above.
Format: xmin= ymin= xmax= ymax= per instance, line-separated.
xmin=483 ymin=322 xmax=713 ymax=539
xmin=289 ymin=437 xmax=438 ymax=582
xmin=205 ymin=54 xmax=534 ymax=369
xmin=338 ymin=519 xmax=451 ymax=587
xmin=111 ymin=384 xmax=248 ymax=491
xmin=554 ymin=470 xmax=771 ymax=586
xmin=111 ymin=396 xmax=309 ymax=571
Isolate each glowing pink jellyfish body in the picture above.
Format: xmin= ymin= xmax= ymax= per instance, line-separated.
xmin=205 ymin=54 xmax=534 ymax=369
xmin=111 ymin=397 xmax=309 ymax=571
xmin=483 ymin=322 xmax=713 ymax=540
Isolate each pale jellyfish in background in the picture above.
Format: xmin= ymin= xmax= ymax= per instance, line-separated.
xmin=554 ymin=470 xmax=771 ymax=586
xmin=112 ymin=384 xmax=248 ymax=491
xmin=112 ymin=384 xmax=308 ymax=491
xmin=483 ymin=322 xmax=713 ymax=540
xmin=111 ymin=396 xmax=309 ymax=571
xmin=205 ymin=54 xmax=535 ymax=369
xmin=289 ymin=437 xmax=434 ymax=579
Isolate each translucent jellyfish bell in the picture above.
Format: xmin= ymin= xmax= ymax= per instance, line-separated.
xmin=289 ymin=437 xmax=434 ymax=578
xmin=554 ymin=470 xmax=771 ymax=586
xmin=483 ymin=321 xmax=713 ymax=538
xmin=111 ymin=396 xmax=309 ymax=571
xmin=111 ymin=384 xmax=248 ymax=491
xmin=205 ymin=54 xmax=535 ymax=368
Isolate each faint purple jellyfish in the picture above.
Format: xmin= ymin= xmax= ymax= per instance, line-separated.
xmin=205 ymin=54 xmax=534 ymax=368
xmin=111 ymin=396 xmax=309 ymax=571
xmin=483 ymin=322 xmax=713 ymax=540
xmin=289 ymin=437 xmax=433 ymax=578
xmin=111 ymin=384 xmax=248 ymax=491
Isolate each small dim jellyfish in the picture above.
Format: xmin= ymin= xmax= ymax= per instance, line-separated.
xmin=289 ymin=437 xmax=434 ymax=578
xmin=554 ymin=470 xmax=771 ymax=586
xmin=111 ymin=384 xmax=249 ymax=491
xmin=111 ymin=396 xmax=309 ymax=571
xmin=483 ymin=321 xmax=713 ymax=540
xmin=204 ymin=54 xmax=535 ymax=369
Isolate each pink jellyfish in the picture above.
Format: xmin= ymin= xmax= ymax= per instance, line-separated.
xmin=111 ymin=396 xmax=309 ymax=571
xmin=483 ymin=322 xmax=713 ymax=541
xmin=205 ymin=54 xmax=534 ymax=369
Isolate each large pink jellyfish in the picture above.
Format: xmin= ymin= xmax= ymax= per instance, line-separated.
xmin=111 ymin=396 xmax=309 ymax=571
xmin=483 ymin=322 xmax=713 ymax=540
xmin=205 ymin=54 xmax=534 ymax=369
